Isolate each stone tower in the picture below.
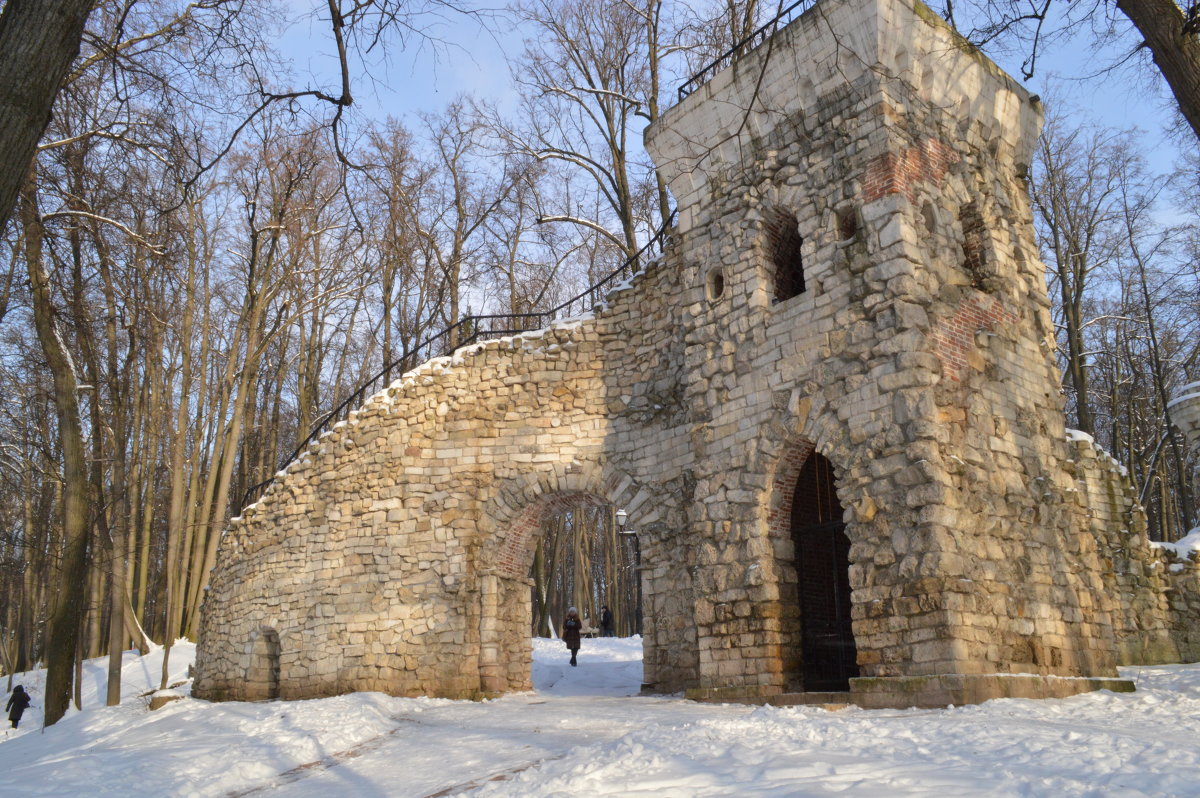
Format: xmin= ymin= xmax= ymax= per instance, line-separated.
xmin=1172 ymin=383 xmax=1200 ymax=503
xmin=194 ymin=0 xmax=1199 ymax=709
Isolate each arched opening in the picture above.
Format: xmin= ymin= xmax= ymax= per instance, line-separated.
xmin=765 ymin=209 xmax=805 ymax=303
xmin=790 ymin=453 xmax=858 ymax=692
xmin=529 ymin=504 xmax=639 ymax=640
xmin=246 ymin=628 xmax=281 ymax=700
xmin=483 ymin=487 xmax=645 ymax=696
xmin=705 ymin=267 xmax=726 ymax=302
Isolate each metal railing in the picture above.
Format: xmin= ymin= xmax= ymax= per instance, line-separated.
xmin=239 ymin=211 xmax=676 ymax=510
xmin=677 ymin=0 xmax=818 ymax=102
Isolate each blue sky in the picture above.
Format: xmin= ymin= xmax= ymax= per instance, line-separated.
xmin=979 ymin=9 xmax=1189 ymax=180
xmin=276 ymin=4 xmax=516 ymax=124
xmin=274 ymin=2 xmax=1189 ymax=179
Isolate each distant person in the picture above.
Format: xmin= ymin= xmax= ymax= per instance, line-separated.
xmin=6 ymin=685 xmax=30 ymax=729
xmin=600 ymin=605 xmax=614 ymax=637
xmin=563 ymin=607 xmax=583 ymax=666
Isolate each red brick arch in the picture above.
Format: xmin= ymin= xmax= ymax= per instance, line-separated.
xmin=479 ymin=461 xmax=649 ymax=580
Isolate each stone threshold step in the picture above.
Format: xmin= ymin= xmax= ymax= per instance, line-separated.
xmin=689 ymin=690 xmax=852 ymax=711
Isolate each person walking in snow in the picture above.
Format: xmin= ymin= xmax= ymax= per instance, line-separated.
xmin=6 ymin=685 xmax=31 ymax=729
xmin=600 ymin=605 xmax=614 ymax=637
xmin=563 ymin=607 xmax=583 ymax=666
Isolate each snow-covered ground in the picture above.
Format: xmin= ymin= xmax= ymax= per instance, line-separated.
xmin=1 ymin=638 xmax=1199 ymax=796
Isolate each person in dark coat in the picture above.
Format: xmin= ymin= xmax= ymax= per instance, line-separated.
xmin=6 ymin=685 xmax=31 ymax=729
xmin=563 ymin=607 xmax=583 ymax=666
xmin=600 ymin=605 xmax=614 ymax=637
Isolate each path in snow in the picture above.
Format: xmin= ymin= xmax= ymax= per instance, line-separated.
xmin=243 ymin=638 xmax=756 ymax=797
xmin=1 ymin=638 xmax=1199 ymax=796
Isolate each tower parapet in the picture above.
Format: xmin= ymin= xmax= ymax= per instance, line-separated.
xmin=1171 ymin=382 xmax=1200 ymax=515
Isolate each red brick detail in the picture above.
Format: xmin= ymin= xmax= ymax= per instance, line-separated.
xmin=767 ymin=441 xmax=817 ymax=540
xmin=931 ymin=294 xmax=1017 ymax=383
xmin=862 ymin=138 xmax=959 ymax=204
xmin=494 ymin=492 xmax=607 ymax=579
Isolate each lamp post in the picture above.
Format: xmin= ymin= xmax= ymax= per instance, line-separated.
xmin=616 ymin=508 xmax=642 ymax=637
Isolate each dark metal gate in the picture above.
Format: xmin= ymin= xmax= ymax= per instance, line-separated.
xmin=791 ymin=454 xmax=859 ymax=692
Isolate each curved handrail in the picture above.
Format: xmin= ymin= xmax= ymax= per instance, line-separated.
xmin=239 ymin=211 xmax=676 ymax=510
xmin=677 ymin=0 xmax=817 ymax=102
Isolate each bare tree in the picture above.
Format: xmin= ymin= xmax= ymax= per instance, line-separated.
xmin=506 ymin=0 xmax=667 ymax=257
xmin=944 ymin=1 xmax=1200 ymax=143
xmin=418 ymin=100 xmax=518 ymax=333
xmin=1031 ymin=110 xmax=1128 ymax=434
xmin=1114 ymin=161 xmax=1197 ymax=534
xmin=1033 ymin=112 xmax=1199 ymax=539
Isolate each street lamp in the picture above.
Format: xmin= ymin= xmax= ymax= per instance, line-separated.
xmin=615 ymin=508 xmax=642 ymax=636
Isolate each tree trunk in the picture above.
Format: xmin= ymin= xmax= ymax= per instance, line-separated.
xmin=21 ymin=173 xmax=90 ymax=727
xmin=1116 ymin=0 xmax=1200 ymax=144
xmin=160 ymin=234 xmax=198 ymax=685
xmin=1131 ymin=239 xmax=1197 ymax=531
xmin=0 ymin=0 xmax=97 ymax=230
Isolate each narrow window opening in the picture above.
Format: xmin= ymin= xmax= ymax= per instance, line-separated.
xmin=921 ymin=201 xmax=937 ymax=235
xmin=836 ymin=207 xmax=859 ymax=242
xmin=766 ymin=210 xmax=805 ymax=303
xmin=706 ymin=268 xmax=726 ymax=302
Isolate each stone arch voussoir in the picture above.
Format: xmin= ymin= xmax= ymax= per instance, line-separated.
xmin=761 ymin=393 xmax=857 ymax=528
xmin=479 ymin=459 xmax=649 ymax=580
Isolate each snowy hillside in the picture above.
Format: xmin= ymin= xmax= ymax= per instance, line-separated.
xmin=1 ymin=638 xmax=1198 ymax=796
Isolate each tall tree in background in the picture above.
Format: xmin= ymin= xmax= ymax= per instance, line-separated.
xmin=1113 ymin=157 xmax=1197 ymax=534
xmin=419 ymin=101 xmax=517 ymax=334
xmin=361 ymin=121 xmax=434 ymax=372
xmin=531 ymin=506 xmax=639 ymax=638
xmin=1031 ymin=111 xmax=1127 ymax=435
xmin=1033 ymin=113 xmax=1199 ymax=538
xmin=507 ymin=0 xmax=666 ymax=257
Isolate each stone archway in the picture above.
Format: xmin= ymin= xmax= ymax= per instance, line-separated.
xmin=767 ymin=439 xmax=859 ymax=693
xmin=475 ymin=462 xmax=654 ymax=695
xmin=790 ymin=452 xmax=858 ymax=691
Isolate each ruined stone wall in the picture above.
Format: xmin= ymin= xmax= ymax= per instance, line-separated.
xmin=194 ymin=241 xmax=700 ymax=700
xmin=1066 ymin=431 xmax=1200 ymax=667
xmin=196 ymin=0 xmax=1200 ymax=708
xmin=195 ymin=318 xmax=609 ymax=699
